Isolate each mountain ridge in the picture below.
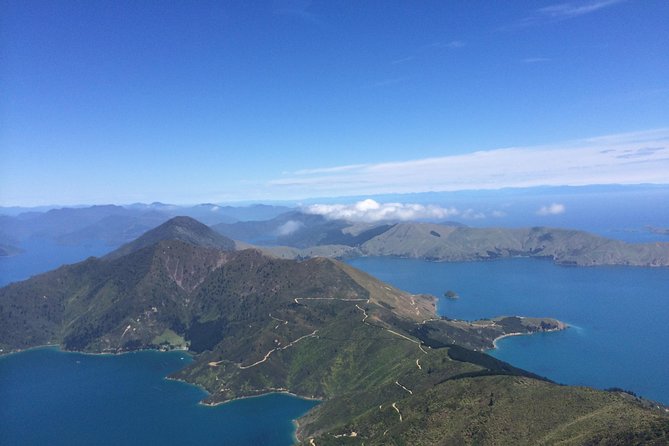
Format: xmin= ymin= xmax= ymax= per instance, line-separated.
xmin=104 ymin=216 xmax=236 ymax=260
xmin=231 ymin=218 xmax=669 ymax=267
xmin=359 ymin=222 xmax=669 ymax=266
xmin=1 ymin=216 xmax=667 ymax=444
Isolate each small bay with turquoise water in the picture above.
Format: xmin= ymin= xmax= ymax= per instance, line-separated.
xmin=0 ymin=347 xmax=317 ymax=445
xmin=347 ymin=257 xmax=669 ymax=405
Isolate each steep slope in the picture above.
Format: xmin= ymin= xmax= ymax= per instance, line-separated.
xmin=298 ymin=376 xmax=669 ymax=445
xmin=1 ymin=220 xmax=667 ymax=444
xmin=105 ymin=216 xmax=235 ymax=260
xmin=0 ymin=240 xmax=228 ymax=352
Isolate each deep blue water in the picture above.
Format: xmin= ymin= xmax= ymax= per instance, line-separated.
xmin=0 ymin=348 xmax=317 ymax=446
xmin=2 ymin=239 xmax=667 ymax=442
xmin=0 ymin=238 xmax=113 ymax=287
xmin=347 ymin=257 xmax=669 ymax=405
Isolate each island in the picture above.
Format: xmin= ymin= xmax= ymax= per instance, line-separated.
xmin=1 ymin=217 xmax=667 ymax=445
xmin=214 ymin=215 xmax=669 ymax=267
xmin=444 ymin=290 xmax=459 ymax=299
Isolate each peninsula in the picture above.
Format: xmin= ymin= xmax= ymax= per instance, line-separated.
xmin=212 ymin=214 xmax=669 ymax=267
xmin=1 ymin=217 xmax=667 ymax=444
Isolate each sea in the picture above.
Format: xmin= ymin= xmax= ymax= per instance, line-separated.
xmin=2 ymin=240 xmax=669 ymax=445
xmin=0 ymin=348 xmax=317 ymax=445
xmin=1 ymin=240 xmax=320 ymax=445
xmin=0 ymin=238 xmax=111 ymax=287
xmin=347 ymin=256 xmax=669 ymax=405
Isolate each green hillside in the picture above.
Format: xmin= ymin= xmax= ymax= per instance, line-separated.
xmin=1 ymin=216 xmax=667 ymax=444
xmin=359 ymin=223 xmax=669 ymax=266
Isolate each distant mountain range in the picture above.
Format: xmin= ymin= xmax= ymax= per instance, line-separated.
xmin=212 ymin=210 xmax=397 ymax=248
xmin=357 ymin=222 xmax=669 ymax=266
xmin=0 ymin=243 xmax=22 ymax=257
xmin=215 ymin=213 xmax=669 ymax=267
xmin=1 ymin=216 xmax=667 ymax=444
xmin=0 ymin=203 xmax=291 ymax=249
xmin=1 ymin=201 xmax=667 ymax=270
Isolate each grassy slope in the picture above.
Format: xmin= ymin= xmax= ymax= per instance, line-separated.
xmin=300 ymin=376 xmax=669 ymax=445
xmin=1 ymin=236 xmax=667 ymax=444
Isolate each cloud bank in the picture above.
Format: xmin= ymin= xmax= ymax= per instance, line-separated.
xmin=537 ymin=203 xmax=566 ymax=216
xmin=270 ymin=129 xmax=669 ymax=199
xmin=304 ymin=199 xmax=459 ymax=223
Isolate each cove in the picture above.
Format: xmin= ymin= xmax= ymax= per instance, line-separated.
xmin=347 ymin=256 xmax=669 ymax=405
xmin=0 ymin=347 xmax=318 ymax=446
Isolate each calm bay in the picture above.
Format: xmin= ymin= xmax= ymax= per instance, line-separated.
xmin=348 ymin=256 xmax=669 ymax=405
xmin=0 ymin=348 xmax=317 ymax=445
xmin=2 ymin=250 xmax=668 ymax=445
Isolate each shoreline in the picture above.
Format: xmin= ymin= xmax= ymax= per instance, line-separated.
xmin=0 ymin=343 xmax=191 ymax=359
xmin=349 ymin=254 xmax=669 ymax=269
xmin=3 ymin=344 xmax=320 ymax=406
xmin=491 ymin=326 xmax=567 ymax=350
xmin=198 ymin=389 xmax=322 ymax=407
xmin=196 ymin=389 xmax=321 ymax=444
xmin=2 ymin=343 xmax=321 ymax=443
xmin=491 ymin=332 xmax=528 ymax=349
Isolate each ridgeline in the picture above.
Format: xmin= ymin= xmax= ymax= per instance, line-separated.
xmin=1 ymin=216 xmax=667 ymax=444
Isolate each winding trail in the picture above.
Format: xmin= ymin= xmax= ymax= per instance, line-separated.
xmin=238 ymin=330 xmax=318 ymax=369
xmin=355 ymin=304 xmax=369 ymax=323
xmin=333 ymin=432 xmax=358 ymax=438
xmin=356 ymin=302 xmax=427 ymax=355
xmin=294 ymin=297 xmax=367 ymax=303
xmin=269 ymin=313 xmax=288 ymax=330
xmin=395 ymin=381 xmax=413 ymax=395
xmin=385 ymin=328 xmax=417 ymax=343
xmin=392 ymin=402 xmax=403 ymax=422
xmin=279 ymin=294 xmax=430 ymax=429
xmin=120 ymin=324 xmax=132 ymax=339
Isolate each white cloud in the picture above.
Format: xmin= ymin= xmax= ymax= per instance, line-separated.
xmin=538 ymin=0 xmax=624 ymax=19
xmin=276 ymin=220 xmax=304 ymax=236
xmin=439 ymin=40 xmax=465 ymax=49
xmin=461 ymin=209 xmax=486 ymax=219
xmin=537 ymin=203 xmax=566 ymax=216
xmin=509 ymin=0 xmax=626 ymax=28
xmin=304 ymin=199 xmax=460 ymax=223
xmin=269 ymin=129 xmax=669 ymax=199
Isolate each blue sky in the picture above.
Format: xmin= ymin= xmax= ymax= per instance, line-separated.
xmin=1 ymin=0 xmax=668 ymax=206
